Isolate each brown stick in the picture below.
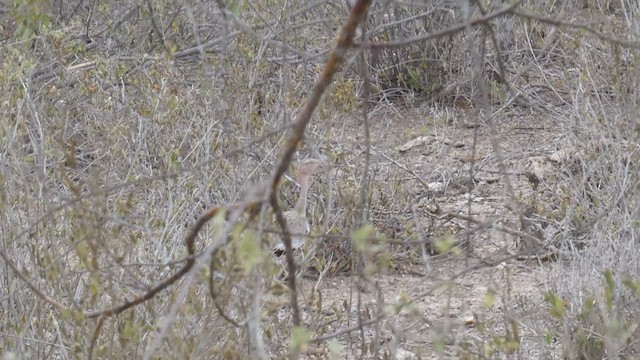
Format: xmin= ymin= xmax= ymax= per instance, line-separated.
xmin=86 ymin=201 xmax=260 ymax=318
xmin=269 ymin=0 xmax=373 ymax=327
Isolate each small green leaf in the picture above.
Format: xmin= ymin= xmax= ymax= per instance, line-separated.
xmin=75 ymin=242 xmax=91 ymax=268
xmin=237 ymin=230 xmax=263 ymax=273
xmin=578 ymin=296 xmax=595 ymax=322
xmin=544 ymin=329 xmax=553 ymax=345
xmin=544 ymin=292 xmax=567 ymax=319
xmin=351 ymin=225 xmax=374 ymax=251
xmin=431 ymin=333 xmax=447 ymax=353
xmin=227 ymin=0 xmax=240 ymax=17
xmin=483 ymin=290 xmax=495 ymax=308
xmin=603 ymin=269 xmax=615 ymax=310
xmin=434 ymin=235 xmax=456 ymax=254
xmin=90 ymin=276 xmax=100 ymax=297
xmin=169 ymin=149 xmax=180 ymax=167
xmin=290 ymin=326 xmax=311 ymax=351
xmin=622 ymin=278 xmax=640 ymax=299
xmin=327 ymin=340 xmax=344 ymax=357
xmin=71 ymin=310 xmax=86 ymax=323
xmin=212 ymin=209 xmax=227 ymax=237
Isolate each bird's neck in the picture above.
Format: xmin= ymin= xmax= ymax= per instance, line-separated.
xmin=294 ymin=176 xmax=310 ymax=214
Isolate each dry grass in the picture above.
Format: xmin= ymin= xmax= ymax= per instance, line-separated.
xmin=1 ymin=0 xmax=639 ymax=358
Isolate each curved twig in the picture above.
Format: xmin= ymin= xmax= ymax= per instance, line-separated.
xmin=86 ymin=201 xmax=260 ymax=318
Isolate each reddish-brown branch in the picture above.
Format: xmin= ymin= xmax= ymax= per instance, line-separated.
xmin=269 ymin=0 xmax=372 ymax=327
xmin=85 ymin=201 xmax=261 ymax=318
xmin=1 ymin=198 xmax=261 ymax=322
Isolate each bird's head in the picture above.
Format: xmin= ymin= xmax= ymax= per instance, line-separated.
xmin=296 ymin=158 xmax=325 ymax=179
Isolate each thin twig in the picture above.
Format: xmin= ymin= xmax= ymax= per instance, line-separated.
xmin=87 ymin=316 xmax=105 ymax=360
xmin=363 ymin=1 xmax=522 ymax=49
xmin=438 ymin=211 xmax=560 ymax=256
xmin=310 ymin=315 xmax=384 ymax=343
xmin=513 ymin=9 xmax=640 ymax=49
xmin=0 ymin=250 xmax=70 ymax=312
xmin=85 ymin=201 xmax=261 ymax=318
xmin=8 ymin=123 xmax=291 ymax=256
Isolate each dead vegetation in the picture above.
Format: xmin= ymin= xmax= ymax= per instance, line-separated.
xmin=1 ymin=0 xmax=639 ymax=358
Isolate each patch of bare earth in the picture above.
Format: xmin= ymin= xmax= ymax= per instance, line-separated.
xmin=288 ymin=107 xmax=567 ymax=358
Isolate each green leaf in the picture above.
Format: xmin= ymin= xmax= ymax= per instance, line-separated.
xmin=544 ymin=329 xmax=553 ymax=345
xmin=169 ymin=149 xmax=180 ymax=167
xmin=483 ymin=290 xmax=495 ymax=308
xmin=434 ymin=234 xmax=456 ymax=254
xmin=227 ymin=0 xmax=240 ymax=17
xmin=290 ymin=326 xmax=311 ymax=351
xmin=578 ymin=296 xmax=595 ymax=322
xmin=121 ymin=320 xmax=142 ymax=343
xmin=622 ymin=278 xmax=640 ymax=299
xmin=544 ymin=292 xmax=567 ymax=319
xmin=603 ymin=269 xmax=615 ymax=311
xmin=212 ymin=209 xmax=227 ymax=237
xmin=327 ymin=340 xmax=344 ymax=357
xmin=75 ymin=242 xmax=91 ymax=268
xmin=351 ymin=225 xmax=374 ymax=251
xmin=237 ymin=230 xmax=263 ymax=273
xmin=431 ymin=333 xmax=447 ymax=353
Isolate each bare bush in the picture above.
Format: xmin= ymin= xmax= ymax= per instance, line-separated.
xmin=1 ymin=0 xmax=639 ymax=358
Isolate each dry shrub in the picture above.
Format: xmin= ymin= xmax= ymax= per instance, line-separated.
xmin=1 ymin=0 xmax=640 ymax=358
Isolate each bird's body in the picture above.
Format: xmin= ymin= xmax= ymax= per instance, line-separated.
xmin=273 ymin=210 xmax=309 ymax=251
xmin=272 ymin=158 xmax=322 ymax=254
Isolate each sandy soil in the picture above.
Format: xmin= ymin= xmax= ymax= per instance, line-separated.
xmin=277 ymin=107 xmax=567 ymax=359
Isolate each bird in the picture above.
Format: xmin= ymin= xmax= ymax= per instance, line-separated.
xmin=273 ymin=158 xmax=323 ymax=255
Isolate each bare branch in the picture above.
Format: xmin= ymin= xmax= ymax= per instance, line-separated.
xmin=364 ymin=1 xmax=522 ymax=49
xmin=0 ymin=249 xmax=71 ymax=313
xmin=85 ymin=201 xmax=261 ymax=318
xmin=513 ymin=9 xmax=640 ymax=48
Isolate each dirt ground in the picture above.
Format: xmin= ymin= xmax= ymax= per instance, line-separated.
xmin=280 ymin=107 xmax=567 ymax=359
